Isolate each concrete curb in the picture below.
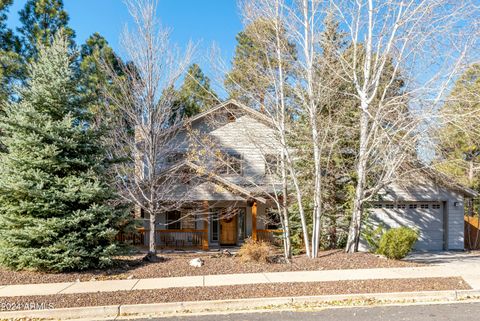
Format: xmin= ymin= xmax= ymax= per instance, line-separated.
xmin=2 ymin=289 xmax=480 ymax=320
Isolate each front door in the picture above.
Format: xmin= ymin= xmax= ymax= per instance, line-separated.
xmin=220 ymin=215 xmax=237 ymax=245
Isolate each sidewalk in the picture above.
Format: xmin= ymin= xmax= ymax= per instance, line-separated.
xmin=2 ymin=263 xmax=479 ymax=297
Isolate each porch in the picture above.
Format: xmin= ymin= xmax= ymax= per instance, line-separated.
xmin=123 ymin=201 xmax=283 ymax=250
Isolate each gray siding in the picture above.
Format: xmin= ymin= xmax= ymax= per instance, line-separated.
xmin=365 ymin=180 xmax=466 ymax=251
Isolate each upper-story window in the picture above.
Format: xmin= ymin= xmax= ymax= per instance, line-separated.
xmin=166 ymin=152 xmax=185 ymax=165
xmin=265 ymin=154 xmax=280 ymax=176
xmin=217 ymin=153 xmax=243 ymax=175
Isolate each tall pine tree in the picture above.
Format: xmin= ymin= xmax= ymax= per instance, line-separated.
xmin=225 ymin=18 xmax=296 ymax=110
xmin=177 ymin=63 xmax=218 ymax=117
xmin=0 ymin=33 xmax=130 ymax=272
xmin=79 ymin=32 xmax=124 ymax=125
xmin=0 ymin=0 xmax=22 ymax=103
xmin=18 ymin=0 xmax=75 ymax=61
xmin=436 ymin=63 xmax=480 ymax=190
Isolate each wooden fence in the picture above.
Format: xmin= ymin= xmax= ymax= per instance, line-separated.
xmin=465 ymin=216 xmax=480 ymax=250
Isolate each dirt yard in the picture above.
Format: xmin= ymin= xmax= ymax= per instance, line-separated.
xmin=0 ymin=249 xmax=423 ymax=285
xmin=0 ymin=277 xmax=469 ymax=311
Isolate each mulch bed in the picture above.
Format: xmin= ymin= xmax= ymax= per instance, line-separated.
xmin=0 ymin=250 xmax=423 ymax=286
xmin=0 ymin=277 xmax=469 ymax=311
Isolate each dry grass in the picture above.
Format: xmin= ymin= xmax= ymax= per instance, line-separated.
xmin=238 ymin=238 xmax=272 ymax=263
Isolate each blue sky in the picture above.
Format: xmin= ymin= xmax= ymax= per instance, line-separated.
xmin=6 ymin=0 xmax=243 ymax=97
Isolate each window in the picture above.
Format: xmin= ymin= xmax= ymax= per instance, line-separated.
xmin=432 ymin=203 xmax=441 ymax=209
xmin=385 ymin=204 xmax=394 ymax=209
xmin=166 ymin=210 xmax=181 ymax=230
xmin=177 ymin=167 xmax=193 ymax=185
xmin=420 ymin=204 xmax=429 ymax=209
xmin=210 ymin=211 xmax=219 ymax=242
xmin=409 ymin=204 xmax=418 ymax=209
xmin=373 ymin=203 xmax=383 ymax=209
xmin=217 ymin=153 xmax=242 ymax=175
xmin=166 ymin=152 xmax=185 ymax=165
xmin=397 ymin=204 xmax=406 ymax=209
xmin=265 ymin=154 xmax=280 ymax=176
xmin=227 ymin=112 xmax=236 ymax=122
xmin=265 ymin=209 xmax=281 ymax=229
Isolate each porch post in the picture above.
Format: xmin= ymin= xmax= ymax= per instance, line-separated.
xmin=202 ymin=201 xmax=209 ymax=250
xmin=252 ymin=201 xmax=257 ymax=241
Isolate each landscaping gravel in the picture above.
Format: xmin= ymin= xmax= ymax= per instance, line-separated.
xmin=0 ymin=250 xmax=422 ymax=286
xmin=0 ymin=277 xmax=469 ymax=311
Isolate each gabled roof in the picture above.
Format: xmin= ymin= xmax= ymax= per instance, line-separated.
xmin=398 ymin=161 xmax=479 ymax=198
xmin=419 ymin=166 xmax=479 ymax=198
xmin=159 ymin=160 xmax=267 ymax=204
xmin=182 ymin=99 xmax=275 ymax=128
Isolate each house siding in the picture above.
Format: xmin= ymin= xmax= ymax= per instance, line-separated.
xmin=364 ymin=180 xmax=467 ymax=251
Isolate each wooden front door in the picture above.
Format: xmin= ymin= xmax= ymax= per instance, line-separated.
xmin=220 ymin=216 xmax=237 ymax=245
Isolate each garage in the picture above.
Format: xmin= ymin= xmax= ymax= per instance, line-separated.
xmin=370 ymin=202 xmax=445 ymax=251
xmin=359 ymin=170 xmax=478 ymax=252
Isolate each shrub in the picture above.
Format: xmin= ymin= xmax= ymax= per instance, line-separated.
xmin=376 ymin=227 xmax=419 ymax=260
xmin=238 ymin=238 xmax=272 ymax=263
xmin=362 ymin=222 xmax=387 ymax=252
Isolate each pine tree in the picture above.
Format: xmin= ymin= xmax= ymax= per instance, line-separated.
xmin=0 ymin=33 xmax=130 ymax=272
xmin=436 ymin=63 xmax=480 ymax=190
xmin=18 ymin=0 xmax=75 ymax=61
xmin=225 ymin=18 xmax=296 ymax=109
xmin=0 ymin=0 xmax=22 ymax=103
xmin=79 ymin=33 xmax=124 ymax=125
xmin=177 ymin=63 xmax=218 ymax=117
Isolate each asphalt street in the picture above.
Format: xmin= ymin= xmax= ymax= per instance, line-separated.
xmin=127 ymin=301 xmax=480 ymax=320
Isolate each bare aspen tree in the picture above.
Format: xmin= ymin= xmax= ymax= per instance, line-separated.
xmin=325 ymin=0 xmax=480 ymax=252
xmin=102 ymin=0 xmax=192 ymax=260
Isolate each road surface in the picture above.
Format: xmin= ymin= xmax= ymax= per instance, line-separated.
xmin=127 ymin=301 xmax=480 ymax=321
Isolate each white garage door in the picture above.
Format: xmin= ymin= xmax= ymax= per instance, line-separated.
xmin=370 ymin=202 xmax=444 ymax=251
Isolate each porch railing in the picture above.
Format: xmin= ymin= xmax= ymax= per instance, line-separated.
xmin=156 ymin=229 xmax=208 ymax=250
xmin=116 ymin=228 xmax=208 ymax=250
xmin=257 ymin=229 xmax=283 ymax=246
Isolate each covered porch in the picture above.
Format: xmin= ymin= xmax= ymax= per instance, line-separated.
xmin=128 ymin=200 xmax=282 ymax=250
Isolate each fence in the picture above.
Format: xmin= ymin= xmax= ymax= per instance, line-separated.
xmin=465 ymin=216 xmax=480 ymax=250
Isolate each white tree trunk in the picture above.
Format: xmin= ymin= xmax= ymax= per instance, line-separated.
xmin=346 ymin=104 xmax=369 ymax=253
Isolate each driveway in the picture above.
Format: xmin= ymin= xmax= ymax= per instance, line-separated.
xmin=405 ymin=251 xmax=480 ymax=267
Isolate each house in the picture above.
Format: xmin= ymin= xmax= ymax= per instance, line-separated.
xmin=362 ymin=168 xmax=478 ymax=251
xmin=135 ymin=99 xmax=477 ymax=252
xmin=136 ymin=100 xmax=284 ymax=250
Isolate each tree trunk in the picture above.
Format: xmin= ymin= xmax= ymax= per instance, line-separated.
xmin=468 ymin=159 xmax=474 ymax=187
xmin=311 ymin=120 xmax=322 ymax=258
xmin=346 ymin=105 xmax=369 ymax=253
xmin=147 ymin=209 xmax=157 ymax=260
xmin=281 ymin=152 xmax=292 ymax=261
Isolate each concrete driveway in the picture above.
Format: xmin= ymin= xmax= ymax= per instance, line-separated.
xmin=405 ymin=251 xmax=480 ymax=267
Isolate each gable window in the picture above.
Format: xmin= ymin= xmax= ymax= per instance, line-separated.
xmin=265 ymin=154 xmax=280 ymax=176
xmin=176 ymin=167 xmax=194 ymax=185
xmin=217 ymin=153 xmax=243 ymax=175
xmin=166 ymin=210 xmax=181 ymax=230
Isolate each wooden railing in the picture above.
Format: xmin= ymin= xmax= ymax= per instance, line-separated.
xmin=116 ymin=228 xmax=208 ymax=250
xmin=156 ymin=229 xmax=208 ymax=250
xmin=257 ymin=229 xmax=283 ymax=246
xmin=465 ymin=216 xmax=480 ymax=250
